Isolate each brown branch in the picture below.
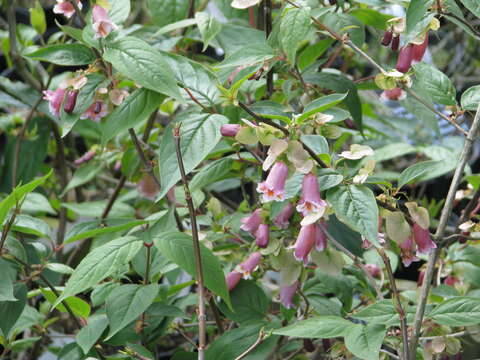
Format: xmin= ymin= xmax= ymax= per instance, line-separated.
xmin=377 ymin=248 xmax=409 ymax=360
xmin=409 ymin=103 xmax=480 ymax=357
xmin=128 ymin=128 xmax=161 ymax=188
xmin=0 ymin=201 xmax=20 ymax=252
xmin=208 ymin=296 xmax=224 ymax=334
xmin=174 ymin=124 xmax=207 ymax=359
xmin=234 ymin=329 xmax=265 ymax=360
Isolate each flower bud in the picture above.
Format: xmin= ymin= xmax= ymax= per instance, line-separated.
xmin=220 ymin=124 xmax=241 ymax=137
xmin=411 ymin=34 xmax=429 ymax=64
xmin=255 ymin=224 xmax=269 ymax=248
xmin=364 ymin=264 xmax=381 ymax=278
xmin=381 ymin=30 xmax=393 ymax=46
xmin=344 ymin=118 xmax=356 ymax=130
xmin=280 ymin=281 xmax=298 ymax=309
xmin=391 ymin=34 xmax=400 ymax=51
xmin=64 ymin=90 xmax=78 ymax=114
xmin=396 ymin=44 xmax=414 ymax=73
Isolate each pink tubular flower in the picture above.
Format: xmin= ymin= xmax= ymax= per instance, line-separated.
xmin=296 ymin=173 xmax=327 ymax=216
xmin=226 ymin=271 xmax=242 ymax=291
xmin=412 ymin=35 xmax=429 ymax=64
xmin=64 ymin=90 xmax=78 ymax=114
xmin=240 ymin=209 xmax=262 ymax=234
xmin=396 ymin=44 xmax=414 ymax=73
xmin=293 ymin=224 xmax=316 ymax=264
xmin=280 ymin=281 xmax=298 ymax=309
xmin=255 ymin=224 xmax=269 ymax=248
xmin=257 ymin=162 xmax=289 ymax=202
xmin=381 ymin=87 xmax=406 ymax=101
xmin=364 ymin=264 xmax=381 ymax=278
xmin=315 ymin=223 xmax=327 ymax=252
xmin=238 ymin=252 xmax=261 ymax=277
xmin=399 ymin=236 xmax=420 ymax=267
xmin=444 ymin=276 xmax=459 ymax=287
xmin=391 ymin=34 xmax=400 ymax=51
xmin=220 ymin=124 xmax=241 ymax=137
xmin=381 ymin=30 xmax=393 ymax=46
xmin=413 ymin=223 xmax=437 ymax=255
xmin=53 ymin=0 xmax=82 ymax=19
xmin=43 ymin=88 xmax=66 ymax=116
xmin=80 ymin=101 xmax=108 ymax=122
xmin=74 ymin=149 xmax=96 ymax=165
xmin=273 ymin=202 xmax=294 ymax=229
xmin=92 ymin=5 xmax=118 ymax=39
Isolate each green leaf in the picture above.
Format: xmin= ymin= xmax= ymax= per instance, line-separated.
xmin=12 ymin=214 xmax=51 ymax=238
xmin=45 ymin=263 xmax=74 ymax=275
xmin=147 ymin=0 xmax=188 ymax=27
xmin=327 ymin=185 xmax=379 ymax=244
xmin=353 ymin=300 xmax=399 ymax=325
xmin=0 ymin=283 xmax=27 ymax=336
xmin=21 ymin=193 xmax=56 ymax=215
xmin=459 ymin=0 xmax=480 ymax=18
xmin=274 ymin=316 xmax=351 ymax=338
xmin=109 ymin=0 xmax=130 ymax=23
xmin=62 ymin=162 xmax=103 ymax=195
xmin=0 ymin=171 xmax=52 ymax=226
xmin=373 ymin=143 xmax=417 ymax=162
xmin=105 ymin=284 xmax=159 ymax=340
xmin=153 ymin=231 xmax=231 ymax=308
xmin=29 ymin=1 xmax=46 ymax=35
xmin=217 ymin=43 xmax=275 ymax=69
xmin=406 ymin=0 xmax=434 ymax=35
xmin=62 ymin=201 xmax=135 ymax=218
xmin=297 ymin=93 xmax=348 ymax=124
xmin=300 ymin=135 xmax=329 ymax=155
xmin=189 ymin=158 xmax=234 ymax=191
xmin=218 ymin=280 xmax=270 ymax=324
xmin=25 ymin=44 xmax=96 ymax=65
xmin=427 ymin=297 xmax=480 ymax=326
xmin=344 ymin=323 xmax=386 ymax=360
xmin=65 ymin=218 xmax=147 ymax=244
xmin=76 ymin=315 xmax=108 ymax=354
xmin=157 ymin=111 xmax=228 ymax=199
xmin=162 ymin=52 xmax=220 ymax=106
xmin=397 ymin=160 xmax=443 ymax=189
xmin=103 ymin=36 xmax=182 ymax=101
xmin=54 ymin=236 xmax=143 ymax=307
xmin=317 ymin=169 xmax=344 ymax=191
xmin=413 ymin=63 xmax=457 ymax=106
xmin=279 ymin=7 xmax=312 ymax=64
xmin=195 ymin=12 xmax=222 ymax=52
xmin=350 ymin=8 xmax=393 ymax=29
xmin=461 ymin=85 xmax=480 ymax=111
xmin=298 ymin=38 xmax=334 ymax=70
xmin=102 ymin=88 xmax=164 ymax=144
xmin=40 ymin=289 xmax=91 ymax=318
xmin=0 ymin=258 xmax=17 ymax=302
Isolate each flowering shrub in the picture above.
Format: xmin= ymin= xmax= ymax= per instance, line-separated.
xmin=1 ymin=0 xmax=480 ymax=359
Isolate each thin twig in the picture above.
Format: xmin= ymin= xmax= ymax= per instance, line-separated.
xmin=128 ymin=128 xmax=161 ymax=188
xmin=264 ymin=0 xmax=274 ymax=97
xmin=409 ymin=103 xmax=480 ymax=358
xmin=208 ymin=296 xmax=224 ymax=334
xmin=420 ymin=330 xmax=480 ymax=341
xmin=234 ymin=329 xmax=265 ymax=360
xmin=0 ymin=201 xmax=20 ymax=252
xmin=380 ymin=348 xmax=400 ymax=360
xmin=377 ymin=248 xmax=409 ymax=360
xmin=174 ymin=124 xmax=207 ymax=360
xmin=183 ymin=87 xmax=212 ymax=113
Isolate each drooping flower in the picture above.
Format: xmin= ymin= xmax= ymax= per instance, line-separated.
xmin=257 ymin=162 xmax=289 ymax=202
xmin=381 ymin=30 xmax=393 ymax=46
xmin=396 ymin=44 xmax=414 ymax=73
xmin=293 ymin=224 xmax=316 ymax=264
xmin=80 ymin=101 xmax=108 ymax=122
xmin=226 ymin=271 xmax=243 ymax=291
xmin=92 ymin=5 xmax=118 ymax=39
xmin=255 ymin=224 xmax=269 ymax=248
xmin=364 ymin=264 xmax=381 ymax=278
xmin=339 ymin=144 xmax=374 ymax=160
xmin=137 ymin=175 xmax=160 ymax=199
xmin=63 ymin=90 xmax=79 ymax=114
xmin=412 ymin=34 xmax=429 ymax=64
xmin=413 ymin=223 xmax=437 ymax=255
xmin=391 ymin=35 xmax=400 ymax=51
xmin=74 ymin=149 xmax=96 ymax=165
xmin=231 ymin=0 xmax=262 ymax=9
xmin=381 ymin=87 xmax=407 ymax=101
xmin=238 ymin=252 xmax=262 ymax=277
xmin=53 ymin=0 xmax=83 ymax=19
xmin=240 ymin=209 xmax=262 ymax=234
xmin=399 ymin=236 xmax=420 ymax=267
xmin=273 ymin=202 xmax=294 ymax=229
xmin=315 ymin=223 xmax=327 ymax=252
xmin=220 ymin=124 xmax=241 ymax=137
xmin=280 ymin=281 xmax=298 ymax=309
xmin=296 ymin=174 xmax=327 ymax=224
xmin=43 ymin=87 xmax=66 ymax=116
xmin=444 ymin=276 xmax=459 ymax=287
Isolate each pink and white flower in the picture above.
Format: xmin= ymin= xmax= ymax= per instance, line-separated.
xmin=381 ymin=87 xmax=407 ymax=101
xmin=226 ymin=271 xmax=242 ymax=291
xmin=92 ymin=5 xmax=118 ymax=39
xmin=257 ymin=162 xmax=289 ymax=202
xmin=80 ymin=101 xmax=108 ymax=122
xmin=296 ymin=173 xmax=327 ymax=225
xmin=240 ymin=209 xmax=262 ymax=234
xmin=273 ymin=202 xmax=294 ymax=229
xmin=237 ymin=252 xmax=262 ymax=278
xmin=53 ymin=0 xmax=82 ymax=19
xmin=43 ymin=87 xmax=66 ymax=116
xmin=399 ymin=236 xmax=420 ymax=267
xmin=412 ymin=223 xmax=437 ymax=255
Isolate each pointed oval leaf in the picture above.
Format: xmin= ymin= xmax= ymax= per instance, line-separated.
xmin=273 ymin=315 xmax=352 ymax=338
